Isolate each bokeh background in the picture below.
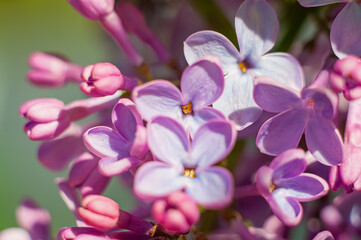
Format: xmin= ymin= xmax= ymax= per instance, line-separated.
xmin=0 ymin=0 xmax=135 ymax=234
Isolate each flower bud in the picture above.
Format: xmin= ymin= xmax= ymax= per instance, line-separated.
xmin=68 ymin=0 xmax=114 ymax=21
xmin=0 ymin=228 xmax=31 ymax=240
xmin=152 ymin=191 xmax=200 ymax=234
xmin=57 ymin=227 xmax=108 ymax=240
xmin=78 ymin=195 xmax=120 ymax=230
xmin=80 ymin=62 xmax=123 ymax=97
xmin=19 ymin=98 xmax=71 ymax=141
xmin=27 ymin=52 xmax=82 ymax=87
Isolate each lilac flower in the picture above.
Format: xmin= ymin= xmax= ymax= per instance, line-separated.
xmin=83 ymin=98 xmax=148 ymax=177
xmin=134 ymin=116 xmax=236 ymax=209
xmin=132 ymin=55 xmax=225 ymax=137
xmin=256 ymin=148 xmax=329 ymax=226
xmin=254 ymin=75 xmax=343 ymax=166
xmin=313 ymin=231 xmax=334 ymax=240
xmin=184 ymin=0 xmax=304 ymax=130
xmin=298 ymin=0 xmax=361 ymax=59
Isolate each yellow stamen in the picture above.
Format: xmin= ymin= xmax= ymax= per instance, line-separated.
xmin=184 ymin=169 xmax=196 ymax=178
xmin=238 ymin=62 xmax=247 ymax=73
xmin=181 ymin=102 xmax=193 ymax=115
xmin=356 ymin=0 xmax=361 ymax=3
xmin=309 ymin=99 xmax=315 ymax=104
xmin=269 ymin=182 xmax=276 ymax=193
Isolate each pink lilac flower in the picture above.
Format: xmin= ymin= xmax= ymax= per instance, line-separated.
xmin=134 ymin=116 xmax=236 ymax=209
xmin=184 ymin=0 xmax=304 ymax=130
xmin=256 ymin=148 xmax=329 ymax=226
xmin=27 ymin=52 xmax=83 ymax=87
xmin=80 ymin=62 xmax=138 ymax=97
xmin=0 ymin=228 xmax=32 ymax=240
xmin=330 ymin=55 xmax=361 ymax=100
xmin=132 ymin=55 xmax=225 ymax=137
xmin=313 ymin=231 xmax=334 ymax=240
xmin=254 ymin=75 xmax=343 ymax=166
xmin=83 ymin=98 xmax=148 ymax=177
xmin=152 ymin=191 xmax=200 ymax=234
xmin=68 ymin=152 xmax=110 ymax=197
xmin=298 ymin=0 xmax=361 ymax=59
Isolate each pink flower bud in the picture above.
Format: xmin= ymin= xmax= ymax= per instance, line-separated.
xmin=57 ymin=227 xmax=108 ymax=240
xmin=78 ymin=195 xmax=120 ymax=230
xmin=19 ymin=98 xmax=71 ymax=141
xmin=80 ymin=63 xmax=123 ymax=97
xmin=27 ymin=52 xmax=82 ymax=87
xmin=16 ymin=198 xmax=51 ymax=240
xmin=0 ymin=228 xmax=31 ymax=240
xmin=68 ymin=0 xmax=114 ymax=21
xmin=152 ymin=191 xmax=200 ymax=234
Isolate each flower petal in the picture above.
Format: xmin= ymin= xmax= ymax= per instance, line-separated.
xmin=181 ymin=56 xmax=224 ymax=108
xmin=301 ymin=87 xmax=338 ymax=120
xmin=98 ymin=157 xmax=142 ymax=177
xmin=254 ymin=76 xmax=302 ymax=113
xmin=257 ymin=108 xmax=308 ymax=155
xmin=133 ymin=161 xmax=185 ymax=200
xmin=269 ymin=189 xmax=303 ymax=226
xmin=305 ymin=114 xmax=343 ymax=166
xmin=83 ymin=126 xmax=130 ymax=159
xmin=184 ymin=30 xmax=241 ymax=74
xmin=235 ymin=0 xmax=279 ymax=61
xmin=132 ymin=80 xmax=183 ymax=121
xmin=213 ymin=71 xmax=262 ymax=130
xmin=186 ymin=166 xmax=234 ymax=209
xmin=112 ymin=98 xmax=143 ymax=143
xmin=270 ymin=148 xmax=307 ymax=182
xmin=147 ymin=116 xmax=189 ymax=167
xmin=183 ymin=107 xmax=226 ymax=138
xmin=312 ymin=230 xmax=334 ymax=240
xmin=191 ymin=119 xmax=236 ymax=169
xmin=331 ymin=1 xmax=361 ymax=59
xmin=278 ymin=173 xmax=329 ymax=201
xmin=254 ymin=53 xmax=305 ymax=90
xmin=298 ymin=0 xmax=347 ymax=7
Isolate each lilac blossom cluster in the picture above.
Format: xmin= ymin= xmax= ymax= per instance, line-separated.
xmin=3 ymin=0 xmax=361 ymax=239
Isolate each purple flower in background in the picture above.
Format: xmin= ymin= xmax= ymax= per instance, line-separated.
xmin=184 ymin=0 xmax=304 ymax=130
xmin=256 ymin=148 xmax=329 ymax=226
xmin=254 ymin=75 xmax=343 ymax=166
xmin=298 ymin=0 xmax=361 ymax=59
xmin=132 ymin=55 xmax=225 ymax=137
xmin=83 ymin=98 xmax=148 ymax=177
xmin=134 ymin=116 xmax=236 ymax=209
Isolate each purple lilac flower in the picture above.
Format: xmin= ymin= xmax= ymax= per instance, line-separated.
xmin=132 ymin=55 xmax=225 ymax=137
xmin=254 ymin=75 xmax=343 ymax=166
xmin=256 ymin=148 xmax=329 ymax=226
xmin=83 ymin=98 xmax=148 ymax=177
xmin=298 ymin=0 xmax=361 ymax=59
xmin=184 ymin=0 xmax=304 ymax=130
xmin=134 ymin=116 xmax=236 ymax=209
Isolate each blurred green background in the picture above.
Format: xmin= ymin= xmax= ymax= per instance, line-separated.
xmin=0 ymin=0 xmax=133 ymax=235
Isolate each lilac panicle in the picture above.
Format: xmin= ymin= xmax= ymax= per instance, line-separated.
xmin=298 ymin=0 xmax=361 ymax=59
xmin=152 ymin=191 xmax=200 ymax=234
xmin=254 ymin=75 xmax=343 ymax=166
xmin=80 ymin=62 xmax=138 ymax=97
xmin=184 ymin=0 xmax=304 ymax=130
xmin=134 ymin=116 xmax=236 ymax=209
xmin=256 ymin=148 xmax=329 ymax=226
xmin=68 ymin=0 xmax=144 ymax=67
xmin=115 ymin=1 xmax=171 ymax=63
xmin=133 ymin=55 xmax=226 ymax=137
xmin=28 ymin=52 xmax=83 ymax=87
xmin=83 ymin=98 xmax=148 ymax=177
